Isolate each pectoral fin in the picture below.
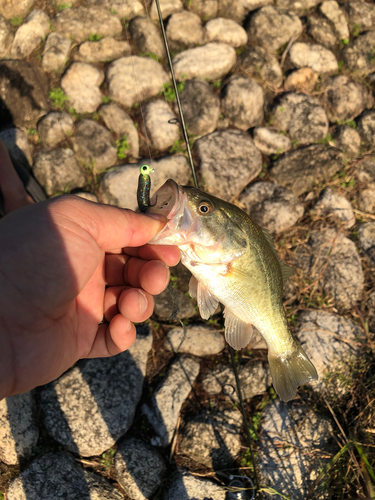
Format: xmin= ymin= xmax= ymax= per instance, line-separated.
xmin=224 ymin=308 xmax=253 ymax=350
xmin=189 ymin=275 xmax=198 ymax=299
xmin=197 ymin=281 xmax=219 ymax=320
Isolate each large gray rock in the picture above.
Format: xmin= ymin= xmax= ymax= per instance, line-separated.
xmin=180 ymin=410 xmax=242 ymax=468
xmin=107 ymin=56 xmax=170 ymax=108
xmin=314 ymin=187 xmax=355 ymax=228
xmin=247 ymin=6 xmax=302 ymax=52
xmin=240 ymin=182 xmax=304 ymax=234
xmin=204 ymin=17 xmax=247 ymax=47
xmin=307 ymin=16 xmax=339 ymax=50
xmin=129 ymin=16 xmax=165 ymax=59
xmin=7 ymin=452 xmax=124 ymax=500
xmin=0 ymin=0 xmax=35 ymax=19
xmin=52 ymin=6 xmax=122 ymax=43
xmin=33 ymin=148 xmax=85 ymax=196
xmin=358 ymin=222 xmax=375 ymax=264
xmin=164 ymin=469 xmax=226 ymax=500
xmin=74 ymin=37 xmax=130 ymax=63
xmin=143 ymin=100 xmax=179 ymax=151
xmin=165 ymin=325 xmax=225 ymax=355
xmin=0 ymin=15 xmax=13 ymax=58
xmin=39 ymin=327 xmax=152 ymax=456
xmin=342 ymin=31 xmax=375 ymax=75
xmin=73 ymin=119 xmax=117 ymax=170
xmin=289 ymin=42 xmax=338 ymax=74
xmin=172 ymin=43 xmax=236 ymax=80
xmin=0 ymin=392 xmax=39 ymax=465
xmin=37 ymin=112 xmax=74 ymax=147
xmin=42 ymin=32 xmax=71 ymax=73
xmin=221 ymin=75 xmax=264 ymax=130
xmin=61 ymin=62 xmax=104 ymax=114
xmin=195 ymin=130 xmax=262 ymax=201
xmin=100 ymin=103 xmax=139 ymax=158
xmin=11 ymin=9 xmax=50 ymax=59
xmin=345 ymin=1 xmax=375 ymax=33
xmin=358 ymin=110 xmax=375 ymax=146
xmin=320 ymin=0 xmax=349 ymax=40
xmin=269 ymin=145 xmax=342 ymax=196
xmin=142 ymin=356 xmax=200 ymax=447
xmin=166 ymin=11 xmax=203 ymax=51
xmin=272 ymin=93 xmax=328 ymax=144
xmin=253 ymin=128 xmax=291 ymax=155
xmin=239 ymin=45 xmax=283 ymax=87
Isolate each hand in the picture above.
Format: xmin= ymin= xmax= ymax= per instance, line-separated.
xmin=0 ymin=196 xmax=180 ymax=399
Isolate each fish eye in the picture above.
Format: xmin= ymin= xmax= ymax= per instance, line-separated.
xmin=198 ymin=201 xmax=212 ymax=214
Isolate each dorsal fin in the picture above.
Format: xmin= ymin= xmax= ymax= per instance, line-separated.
xmin=261 ymin=227 xmax=295 ymax=284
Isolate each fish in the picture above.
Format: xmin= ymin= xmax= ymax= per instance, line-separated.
xmin=146 ymin=179 xmax=318 ymax=402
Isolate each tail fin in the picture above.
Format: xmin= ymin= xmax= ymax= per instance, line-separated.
xmin=268 ymin=344 xmax=318 ymax=402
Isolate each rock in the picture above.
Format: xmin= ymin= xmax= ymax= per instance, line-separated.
xmin=98 ymin=155 xmax=190 ymax=210
xmin=42 ymin=33 xmax=71 ymax=73
xmin=99 ymin=103 xmax=139 ymax=158
xmin=284 ymin=68 xmax=318 ymax=93
xmin=345 ymin=1 xmax=375 ymax=33
xmin=358 ymin=222 xmax=375 ymax=264
xmin=114 ymin=437 xmax=166 ymax=500
xmin=150 ymin=0 xmax=183 ymax=20
xmin=355 ymin=160 xmax=375 ymax=183
xmin=221 ymin=75 xmax=264 ymax=130
xmin=187 ymin=0 xmax=218 ymax=19
xmin=239 ymin=46 xmax=283 ymax=88
xmin=358 ymin=187 xmax=375 ymax=214
xmin=166 ymin=11 xmax=203 ymax=51
xmin=73 ymin=119 xmax=117 ymax=170
xmin=217 ymin=0 xmax=246 ymax=24
xmin=74 ymin=37 xmax=130 ymax=63
xmin=165 ymin=325 xmax=225 ymax=355
xmin=334 ymin=125 xmax=361 ymax=155
xmin=204 ymin=17 xmax=247 ymax=47
xmin=164 ymin=469 xmax=226 ymax=500
xmin=0 ymin=15 xmax=13 ymax=57
xmin=0 ymin=0 xmax=35 ymax=19
xmin=142 ymin=356 xmax=200 ymax=447
xmin=314 ymin=187 xmax=355 ymax=228
xmin=290 ymin=42 xmax=338 ymax=74
xmin=172 ymin=43 xmax=236 ymax=81
xmin=180 ymin=410 xmax=242 ymax=468
xmin=241 ymin=0 xmax=273 ymax=11
xmin=258 ymin=401 xmax=334 ymax=499
xmin=240 ymin=182 xmax=304 ymax=234
xmin=143 ymin=100 xmax=179 ymax=151
xmin=342 ymin=31 xmax=375 ymax=75
xmin=270 ymin=145 xmax=342 ymax=196
xmin=75 ymin=192 xmax=98 ymax=202
xmin=295 ymin=229 xmax=364 ymax=310
xmin=7 ymin=452 xmax=124 ymax=500
xmin=39 ymin=327 xmax=152 ymax=456
xmin=272 ymin=93 xmax=328 ymax=144
xmin=358 ymin=110 xmax=375 ymax=146
xmin=61 ymin=62 xmax=104 ymax=114
xmin=0 ymin=392 xmax=39 ymax=465
xmin=202 ymin=359 xmax=270 ymax=400
xmin=154 ymin=287 xmax=196 ymax=320
xmin=33 ymin=148 xmax=85 ymax=196
xmin=37 ymin=112 xmax=74 ymax=147
xmin=195 ymin=130 xmax=262 ymax=201
xmin=0 ymin=127 xmax=34 ymax=169
xmin=107 ymin=56 xmax=169 ymax=108
xmin=319 ymin=75 xmax=372 ymax=123
xmin=175 ymin=79 xmax=220 ymax=137
xmin=306 ymin=16 xmax=339 ymax=50
xmin=53 ymin=7 xmax=122 ymax=43
xmin=252 ymin=128 xmax=292 ymax=155
xmin=11 ymin=9 xmax=50 ymax=59
xmin=276 ymin=0 xmax=321 ymax=12
xmin=247 ymin=6 xmax=302 ymax=52
xmin=86 ymin=0 xmax=144 ymax=20
xmin=0 ymin=60 xmax=50 ymax=130
xmin=130 ymin=16 xmax=165 ymax=59
xmin=320 ymin=0 xmax=349 ymax=40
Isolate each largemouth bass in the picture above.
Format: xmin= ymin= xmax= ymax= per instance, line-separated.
xmin=147 ymin=179 xmax=318 ymax=402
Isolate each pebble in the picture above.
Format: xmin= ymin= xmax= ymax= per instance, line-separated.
xmin=98 ymin=0 xmax=145 ymax=20
xmin=114 ymin=437 xmax=166 ymax=500
xmin=107 ymin=56 xmax=169 ymax=108
xmin=0 ymin=15 xmax=13 ymax=58
xmin=33 ymin=148 xmax=85 ymax=196
xmin=217 ymin=0 xmax=246 ymax=24
xmin=165 ymin=325 xmax=225 ymax=355
xmin=195 ymin=129 xmax=262 ymax=201
xmin=241 ymin=0 xmax=273 ymax=10
xmin=37 ymin=112 xmax=74 ymax=147
xmin=61 ymin=62 xmax=104 ymax=114
xmin=222 ymin=75 xmax=264 ymax=130
xmin=247 ymin=6 xmax=302 ymax=52
xmin=0 ymin=392 xmax=39 ymax=465
xmin=204 ymin=17 xmax=247 ymax=47
xmin=334 ymin=125 xmax=361 ymax=155
xmin=99 ymin=103 xmax=139 ymax=158
xmin=345 ymin=1 xmax=375 ymax=33
xmin=98 ymin=155 xmax=190 ymax=210
xmin=129 ymin=16 xmax=165 ymax=59
xmin=142 ymin=356 xmax=200 ymax=447
xmin=342 ymin=31 xmax=375 ymax=75
xmin=179 ymin=409 xmax=242 ymax=468
xmin=42 ymin=33 xmax=71 ymax=73
xmin=358 ymin=188 xmax=375 ymax=215
xmin=240 ymin=182 xmax=304 ymax=234
xmin=11 ymin=9 xmax=50 ymax=59
xmin=314 ymin=187 xmax=355 ymax=228
xmin=164 ymin=469 xmax=226 ymax=500
xmin=154 ymin=287 xmax=196 ymax=320
xmin=52 ymin=6 xmax=122 ymax=43
xmin=0 ymin=127 xmax=34 ymax=169
xmin=358 ymin=222 xmax=375 ymax=264
xmin=320 ymin=0 xmax=349 ymax=40
xmin=73 ymin=119 xmax=117 ymax=170
xmin=284 ymin=67 xmax=318 ymax=93
xmin=143 ymin=100 xmax=180 ymax=151
xmin=319 ymin=75 xmax=372 ymax=123
xmin=307 ymin=16 xmax=338 ymax=50
xmin=252 ymin=128 xmax=292 ymax=156
xmin=0 ymin=0 xmax=35 ymax=19
xmin=239 ymin=45 xmax=283 ymax=88
xmin=358 ymin=110 xmax=375 ymax=146
xmin=270 ymin=144 xmax=342 ymax=196
xmin=289 ymin=42 xmax=338 ymax=74
xmin=272 ymin=92 xmax=328 ymax=144
xmin=74 ymin=37 xmax=130 ymax=63
xmin=7 ymin=452 xmax=124 ymax=500
xmin=166 ymin=11 xmax=203 ymax=51
xmin=150 ymin=0 xmax=184 ymax=20
xmin=187 ymin=0 xmax=218 ymax=19
xmin=172 ymin=42 xmax=236 ymax=81
xmin=175 ymin=78 xmax=220 ymax=138
xmin=39 ymin=327 xmax=152 ymax=456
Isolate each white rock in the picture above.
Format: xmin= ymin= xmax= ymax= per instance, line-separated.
xmin=314 ymin=187 xmax=355 ymax=228
xmin=73 ymin=119 xmax=117 ymax=169
xmin=164 ymin=470 xmax=226 ymax=500
xmin=240 ymin=0 xmax=272 ymax=11
xmin=334 ymin=125 xmax=361 ymax=155
xmin=143 ymin=100 xmax=180 ymax=151
xmin=165 ymin=325 xmax=225 ymax=356
xmin=74 ymin=36 xmax=130 ymax=63
xmin=150 ymin=0 xmax=183 ymax=19
xmin=42 ymin=32 xmax=71 ymax=73
xmin=0 ymin=0 xmax=35 ymax=19
xmin=104 ymin=0 xmax=144 ymax=19
xmin=290 ymin=42 xmax=338 ymax=74
xmin=61 ymin=62 xmax=104 ymax=113
xmin=11 ymin=10 xmax=50 ymax=59
xmin=0 ymin=15 xmax=13 ymax=58
xmin=253 ymin=127 xmax=291 ymax=155
xmin=284 ymin=67 xmax=318 ymax=93
xmin=320 ymin=0 xmax=349 ymax=40
xmin=166 ymin=11 xmax=204 ymax=50
xmin=204 ymin=17 xmax=247 ymax=47
xmin=358 ymin=110 xmax=375 ymax=145
xmin=358 ymin=188 xmax=375 ymax=215
xmin=100 ymin=103 xmax=139 ymax=158
xmin=37 ymin=112 xmax=74 ymax=147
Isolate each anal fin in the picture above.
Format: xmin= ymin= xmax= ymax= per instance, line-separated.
xmin=224 ymin=308 xmax=253 ymax=350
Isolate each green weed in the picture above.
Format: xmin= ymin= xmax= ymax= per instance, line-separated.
xmin=337 ymin=118 xmax=357 ymax=129
xmin=49 ymin=87 xmax=69 ymax=110
xmin=88 ymin=34 xmax=103 ymax=42
xmin=352 ymin=23 xmax=361 ymax=37
xmin=139 ymin=51 xmax=158 ymax=61
xmin=101 ymin=95 xmax=112 ymax=104
xmin=9 ymin=16 xmax=24 ymax=26
xmin=162 ymin=80 xmax=185 ymax=102
xmin=116 ymin=135 xmax=130 ymax=159
xmin=169 ymin=139 xmax=185 ymax=154
xmin=26 ymin=128 xmax=37 ymax=135
xmin=101 ymin=448 xmax=116 ymax=469
xmin=340 ymin=38 xmax=349 ymax=47
xmin=57 ymin=2 xmax=72 ymax=10
xmin=110 ymin=7 xmax=117 ymax=14
xmin=317 ymin=133 xmax=335 ymax=145
xmin=211 ymin=79 xmax=222 ymax=89
xmin=338 ymin=60 xmax=344 ymax=70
